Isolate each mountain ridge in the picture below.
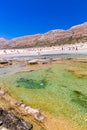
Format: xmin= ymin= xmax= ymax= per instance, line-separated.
xmin=0 ymin=22 xmax=87 ymax=49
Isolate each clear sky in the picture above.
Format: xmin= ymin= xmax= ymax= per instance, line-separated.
xmin=0 ymin=0 xmax=87 ymax=39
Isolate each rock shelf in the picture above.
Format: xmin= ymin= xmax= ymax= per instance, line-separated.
xmin=15 ymin=101 xmax=45 ymax=122
xmin=0 ymin=108 xmax=33 ymax=130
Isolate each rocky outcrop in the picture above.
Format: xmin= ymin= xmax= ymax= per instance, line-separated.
xmin=0 ymin=22 xmax=87 ymax=49
xmin=0 ymin=59 xmax=12 ymax=67
xmin=28 ymin=58 xmax=52 ymax=64
xmin=0 ymin=108 xmax=33 ymax=130
xmin=27 ymin=59 xmax=39 ymax=65
xmin=15 ymin=101 xmax=45 ymax=122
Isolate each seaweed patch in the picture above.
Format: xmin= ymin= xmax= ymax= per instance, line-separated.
xmin=71 ymin=90 xmax=87 ymax=111
xmin=16 ymin=78 xmax=47 ymax=89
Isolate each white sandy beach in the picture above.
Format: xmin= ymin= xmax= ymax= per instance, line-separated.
xmin=0 ymin=42 xmax=87 ymax=57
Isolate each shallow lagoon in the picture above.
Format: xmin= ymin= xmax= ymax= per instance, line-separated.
xmin=2 ymin=58 xmax=87 ymax=130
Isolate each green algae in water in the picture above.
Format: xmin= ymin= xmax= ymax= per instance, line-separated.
xmin=16 ymin=78 xmax=47 ymax=89
xmin=72 ymin=90 xmax=87 ymax=112
xmin=3 ymin=60 xmax=87 ymax=130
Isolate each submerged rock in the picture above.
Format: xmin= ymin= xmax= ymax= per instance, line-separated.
xmin=0 ymin=108 xmax=33 ymax=130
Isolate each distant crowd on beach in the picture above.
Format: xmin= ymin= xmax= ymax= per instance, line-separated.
xmin=0 ymin=43 xmax=87 ymax=55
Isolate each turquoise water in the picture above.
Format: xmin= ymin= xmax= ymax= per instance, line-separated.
xmin=2 ymin=60 xmax=87 ymax=129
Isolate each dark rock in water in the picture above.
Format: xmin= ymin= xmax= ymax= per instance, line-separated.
xmin=0 ymin=108 xmax=33 ymax=130
xmin=0 ymin=61 xmax=8 ymax=65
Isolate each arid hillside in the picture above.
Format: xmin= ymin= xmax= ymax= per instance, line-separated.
xmin=1 ymin=22 xmax=87 ymax=49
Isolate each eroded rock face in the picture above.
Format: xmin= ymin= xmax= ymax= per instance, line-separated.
xmin=0 ymin=38 xmax=8 ymax=49
xmin=1 ymin=22 xmax=87 ymax=49
xmin=0 ymin=108 xmax=33 ymax=130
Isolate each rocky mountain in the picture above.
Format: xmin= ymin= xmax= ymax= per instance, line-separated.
xmin=1 ymin=22 xmax=87 ymax=49
xmin=0 ymin=38 xmax=9 ymax=49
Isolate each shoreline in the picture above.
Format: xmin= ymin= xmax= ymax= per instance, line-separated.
xmin=0 ymin=43 xmax=87 ymax=57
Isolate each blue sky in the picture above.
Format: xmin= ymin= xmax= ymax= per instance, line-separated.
xmin=0 ymin=0 xmax=87 ymax=39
